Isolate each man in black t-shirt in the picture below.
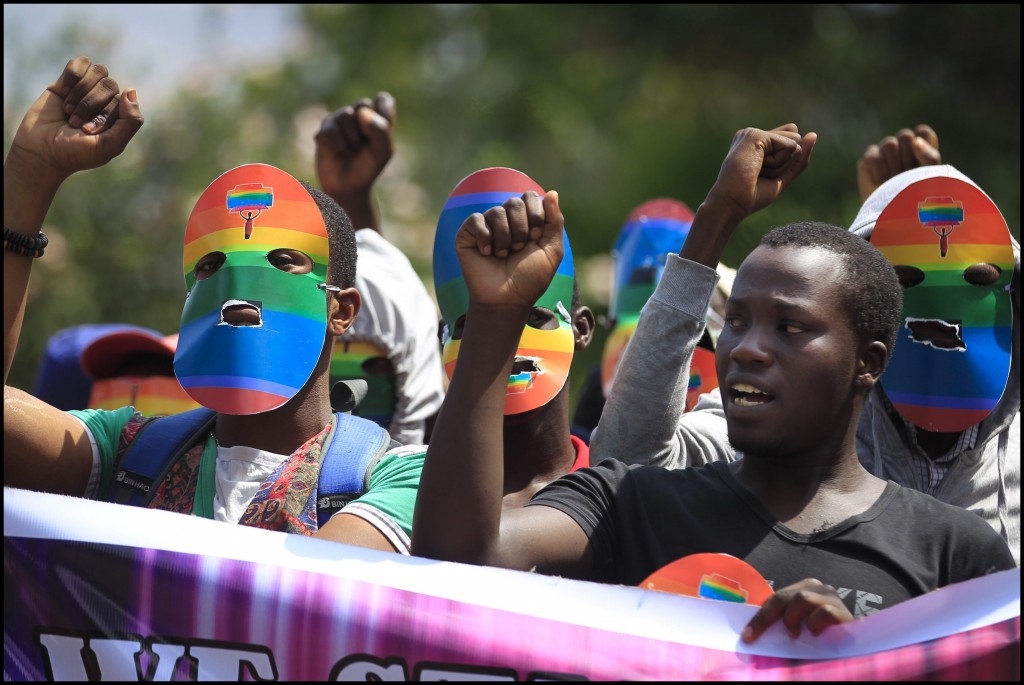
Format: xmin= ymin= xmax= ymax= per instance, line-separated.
xmin=411 ymin=124 xmax=1015 ymax=643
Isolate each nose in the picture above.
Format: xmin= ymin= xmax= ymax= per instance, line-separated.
xmin=727 ymin=326 xmax=772 ymax=367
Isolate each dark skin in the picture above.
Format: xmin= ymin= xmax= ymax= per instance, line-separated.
xmin=314 ymin=91 xmax=454 ymax=445
xmin=3 ymin=57 xmax=397 ymax=553
xmin=314 ymin=91 xmax=396 ymax=233
xmin=855 ymin=124 xmax=960 ymax=459
xmin=856 ymin=124 xmax=939 ymax=203
xmin=413 ymin=124 xmax=892 ymax=642
xmin=439 ymin=193 xmax=597 ymax=506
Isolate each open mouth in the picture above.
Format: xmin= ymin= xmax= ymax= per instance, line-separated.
xmin=728 ymin=382 xmax=774 ymax=407
xmin=905 ymin=318 xmax=965 ymax=351
xmin=218 ymin=299 xmax=263 ymax=327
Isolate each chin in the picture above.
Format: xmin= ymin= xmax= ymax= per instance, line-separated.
xmin=725 ymin=430 xmax=772 ymax=457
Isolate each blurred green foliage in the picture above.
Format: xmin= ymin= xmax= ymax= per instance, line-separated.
xmin=4 ymin=4 xmax=1019 ymax=416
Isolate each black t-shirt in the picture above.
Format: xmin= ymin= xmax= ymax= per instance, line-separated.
xmin=528 ymin=459 xmax=1014 ymax=617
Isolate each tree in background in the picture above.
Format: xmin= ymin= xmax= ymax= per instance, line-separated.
xmin=3 ymin=4 xmax=1019 ymax=410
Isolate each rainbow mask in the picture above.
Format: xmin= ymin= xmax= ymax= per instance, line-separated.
xmin=433 ymin=167 xmax=576 ymax=415
xmin=89 ymin=377 xmax=199 ymax=417
xmin=175 ymin=164 xmax=331 ymax=415
xmin=330 ymin=338 xmax=396 ymax=428
xmin=601 ymin=198 xmax=697 ymax=397
xmin=871 ymin=176 xmax=1014 ymax=432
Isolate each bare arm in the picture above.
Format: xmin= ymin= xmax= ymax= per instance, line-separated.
xmin=314 ymin=92 xmax=395 ymax=233
xmin=412 ymin=190 xmax=592 ymax=576
xmin=314 ymin=512 xmax=401 ymax=553
xmin=3 ymin=56 xmax=144 ymax=494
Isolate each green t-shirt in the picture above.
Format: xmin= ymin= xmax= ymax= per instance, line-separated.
xmin=68 ymin=407 xmax=424 ymax=538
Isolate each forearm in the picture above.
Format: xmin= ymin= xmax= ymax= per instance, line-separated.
xmin=332 ymin=189 xmax=379 ymax=234
xmin=412 ymin=302 xmax=528 ymax=564
xmin=3 ymin=152 xmax=64 ymax=383
xmin=591 ymin=256 xmax=720 ymax=467
xmin=679 ymin=194 xmax=747 ymax=267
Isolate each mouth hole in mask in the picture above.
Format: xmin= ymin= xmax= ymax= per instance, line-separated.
xmin=512 ymin=357 xmax=541 ymax=375
xmin=219 ymin=299 xmax=263 ymax=327
xmin=905 ymin=317 xmax=965 ymax=351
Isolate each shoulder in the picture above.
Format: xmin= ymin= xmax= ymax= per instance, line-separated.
xmin=888 ymin=484 xmax=1013 ymax=551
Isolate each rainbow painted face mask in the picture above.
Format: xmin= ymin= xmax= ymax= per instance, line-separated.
xmin=330 ymin=338 xmax=396 ymax=428
xmin=175 ymin=164 xmax=332 ymax=415
xmin=871 ymin=176 xmax=1014 ymax=432
xmin=601 ymin=199 xmax=703 ymax=397
xmin=433 ymin=167 xmax=576 ymax=415
xmin=89 ymin=377 xmax=199 ymax=417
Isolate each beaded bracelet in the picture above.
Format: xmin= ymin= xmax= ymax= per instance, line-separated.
xmin=3 ymin=226 xmax=48 ymax=258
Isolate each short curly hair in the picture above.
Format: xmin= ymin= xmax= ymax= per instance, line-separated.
xmin=300 ymin=181 xmax=357 ymax=289
xmin=760 ymin=221 xmax=902 ymax=366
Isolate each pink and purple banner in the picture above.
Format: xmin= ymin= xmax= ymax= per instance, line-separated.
xmin=4 ymin=487 xmax=1019 ymax=681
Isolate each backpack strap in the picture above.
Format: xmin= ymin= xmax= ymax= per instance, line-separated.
xmin=109 ymin=407 xmax=217 ymax=507
xmin=315 ymin=412 xmax=392 ymax=528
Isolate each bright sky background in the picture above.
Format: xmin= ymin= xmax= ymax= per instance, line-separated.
xmin=4 ymin=4 xmax=302 ymax=111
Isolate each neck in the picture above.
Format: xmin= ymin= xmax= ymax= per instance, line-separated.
xmin=733 ymin=407 xmax=883 ymax=531
xmin=213 ymin=340 xmax=334 ymax=454
xmin=915 ymin=428 xmax=961 ymax=460
xmin=501 ymin=388 xmax=578 ymax=502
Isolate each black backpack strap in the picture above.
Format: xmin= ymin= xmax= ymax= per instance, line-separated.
xmin=315 ymin=412 xmax=392 ymax=528
xmin=109 ymin=407 xmax=217 ymax=507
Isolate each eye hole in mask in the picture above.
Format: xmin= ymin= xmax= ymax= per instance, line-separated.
xmin=527 ymin=307 xmax=560 ymax=330
xmin=962 ymin=263 xmax=1002 ymax=286
xmin=266 ymin=248 xmax=313 ymax=275
xmin=195 ymin=251 xmax=226 ymax=281
xmin=894 ymin=265 xmax=925 ymax=289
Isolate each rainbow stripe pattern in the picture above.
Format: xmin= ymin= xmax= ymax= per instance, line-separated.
xmin=871 ymin=176 xmax=1013 ymax=431
xmin=917 ymin=197 xmax=964 ymax=227
xmin=227 ymin=183 xmax=274 ymax=213
xmin=176 ymin=164 xmax=331 ymax=415
xmin=88 ymin=376 xmax=201 ymax=417
xmin=434 ymin=167 xmax=576 ymax=415
xmin=698 ymin=573 xmax=750 ymax=604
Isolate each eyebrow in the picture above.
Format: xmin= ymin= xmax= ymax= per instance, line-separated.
xmin=726 ymin=295 xmax=817 ymax=317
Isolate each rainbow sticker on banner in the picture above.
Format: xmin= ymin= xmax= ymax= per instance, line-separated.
xmin=433 ymin=168 xmax=576 ymax=415
xmin=640 ymin=553 xmax=775 ymax=606
xmin=870 ymin=176 xmax=1014 ymax=432
xmin=88 ymin=376 xmax=201 ymax=417
xmin=330 ymin=338 xmax=397 ymax=428
xmin=176 ymin=164 xmax=331 ymax=415
xmin=602 ymin=199 xmax=695 ymax=398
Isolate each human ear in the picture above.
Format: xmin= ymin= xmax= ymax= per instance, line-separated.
xmin=327 ymin=287 xmax=361 ymax=336
xmin=572 ymin=305 xmax=596 ymax=350
xmin=854 ymin=340 xmax=888 ymax=389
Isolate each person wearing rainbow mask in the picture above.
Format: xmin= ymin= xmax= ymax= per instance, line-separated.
xmin=571 ymin=198 xmax=723 ymax=443
xmin=430 ymin=166 xmax=597 ymax=506
xmin=80 ymin=328 xmax=200 ymax=417
xmin=849 ymin=128 xmax=1020 ymax=566
xmin=4 ymin=56 xmax=424 ymax=554
xmin=412 ymin=122 xmax=1014 ymax=642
